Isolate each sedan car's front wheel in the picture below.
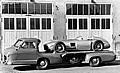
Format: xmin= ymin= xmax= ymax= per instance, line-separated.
xmin=36 ymin=59 xmax=49 ymax=70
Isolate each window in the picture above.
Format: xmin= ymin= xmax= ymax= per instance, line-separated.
xmin=47 ymin=3 xmax=52 ymax=14
xmin=106 ymin=4 xmax=111 ymax=15
xmin=66 ymin=4 xmax=72 ymax=15
xmin=30 ymin=18 xmax=40 ymax=29
xmin=9 ymin=3 xmax=14 ymax=14
xmin=41 ymin=3 xmax=46 ymax=14
xmin=2 ymin=3 xmax=8 ymax=14
xmin=102 ymin=19 xmax=110 ymax=29
xmin=90 ymin=4 xmax=94 ymax=15
xmin=66 ymin=4 xmax=111 ymax=15
xmin=42 ymin=18 xmax=51 ymax=29
xmin=4 ymin=18 xmax=14 ymax=30
xmin=79 ymin=19 xmax=87 ymax=29
xmin=28 ymin=3 xmax=34 ymax=14
xmin=101 ymin=4 xmax=105 ymax=15
xmin=15 ymin=3 xmax=21 ymax=14
xmin=95 ymin=4 xmax=100 ymax=15
xmin=16 ymin=18 xmax=26 ymax=30
xmin=68 ymin=19 xmax=77 ymax=30
xmin=35 ymin=3 xmax=40 ymax=14
xmin=21 ymin=3 xmax=27 ymax=14
xmin=84 ymin=4 xmax=88 ymax=15
xmin=73 ymin=4 xmax=77 ymax=15
xmin=78 ymin=4 xmax=83 ymax=15
xmin=91 ymin=19 xmax=100 ymax=29
xmin=28 ymin=3 xmax=52 ymax=14
xmin=2 ymin=3 xmax=52 ymax=14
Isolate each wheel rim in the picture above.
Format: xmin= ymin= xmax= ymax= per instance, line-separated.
xmin=90 ymin=58 xmax=100 ymax=66
xmin=55 ymin=43 xmax=65 ymax=53
xmin=70 ymin=57 xmax=79 ymax=64
xmin=94 ymin=43 xmax=103 ymax=51
xmin=39 ymin=60 xmax=48 ymax=68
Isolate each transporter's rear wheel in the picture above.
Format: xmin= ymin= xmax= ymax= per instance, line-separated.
xmin=89 ymin=57 xmax=101 ymax=67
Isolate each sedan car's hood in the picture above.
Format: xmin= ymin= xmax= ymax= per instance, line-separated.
xmin=4 ymin=46 xmax=17 ymax=55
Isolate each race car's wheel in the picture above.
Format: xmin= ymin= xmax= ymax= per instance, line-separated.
xmin=92 ymin=41 xmax=104 ymax=51
xmin=36 ymin=59 xmax=49 ymax=70
xmin=55 ymin=42 xmax=66 ymax=53
xmin=89 ymin=57 xmax=101 ymax=67
xmin=69 ymin=57 xmax=80 ymax=64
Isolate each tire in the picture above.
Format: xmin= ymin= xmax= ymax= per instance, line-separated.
xmin=89 ymin=57 xmax=101 ymax=67
xmin=55 ymin=42 xmax=66 ymax=53
xmin=92 ymin=41 xmax=104 ymax=51
xmin=69 ymin=57 xmax=80 ymax=64
xmin=36 ymin=59 xmax=49 ymax=70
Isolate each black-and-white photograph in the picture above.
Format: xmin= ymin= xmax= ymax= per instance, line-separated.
xmin=0 ymin=0 xmax=120 ymax=73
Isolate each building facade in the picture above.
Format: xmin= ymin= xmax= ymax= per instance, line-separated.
xmin=1 ymin=0 xmax=120 ymax=60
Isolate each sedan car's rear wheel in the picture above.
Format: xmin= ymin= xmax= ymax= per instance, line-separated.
xmin=89 ymin=57 xmax=101 ymax=67
xmin=92 ymin=41 xmax=104 ymax=51
xmin=55 ymin=42 xmax=66 ymax=53
xmin=36 ymin=59 xmax=49 ymax=70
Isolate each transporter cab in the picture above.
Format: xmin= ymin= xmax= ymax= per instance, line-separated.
xmin=3 ymin=38 xmax=116 ymax=69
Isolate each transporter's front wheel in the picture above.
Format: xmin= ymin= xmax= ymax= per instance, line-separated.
xmin=36 ymin=59 xmax=49 ymax=70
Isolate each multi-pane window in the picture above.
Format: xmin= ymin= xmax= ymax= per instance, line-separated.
xmin=66 ymin=4 xmax=111 ymax=15
xmin=28 ymin=3 xmax=52 ymax=14
xmin=30 ymin=18 xmax=40 ymax=29
xmin=91 ymin=18 xmax=110 ymax=29
xmin=42 ymin=18 xmax=51 ymax=29
xmin=91 ymin=19 xmax=100 ymax=29
xmin=2 ymin=3 xmax=27 ymax=14
xmin=102 ymin=19 xmax=110 ymax=29
xmin=79 ymin=19 xmax=87 ymax=29
xmin=16 ymin=18 xmax=26 ymax=30
xmin=4 ymin=18 xmax=14 ymax=30
xmin=2 ymin=3 xmax=52 ymax=14
xmin=68 ymin=19 xmax=77 ymax=30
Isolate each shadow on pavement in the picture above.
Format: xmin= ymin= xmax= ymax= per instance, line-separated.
xmin=13 ymin=60 xmax=120 ymax=71
xmin=102 ymin=60 xmax=120 ymax=66
xmin=13 ymin=63 xmax=88 ymax=71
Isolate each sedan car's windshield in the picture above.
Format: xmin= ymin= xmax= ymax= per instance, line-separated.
xmin=14 ymin=40 xmax=23 ymax=47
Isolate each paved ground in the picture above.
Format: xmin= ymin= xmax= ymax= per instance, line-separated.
xmin=0 ymin=60 xmax=120 ymax=73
